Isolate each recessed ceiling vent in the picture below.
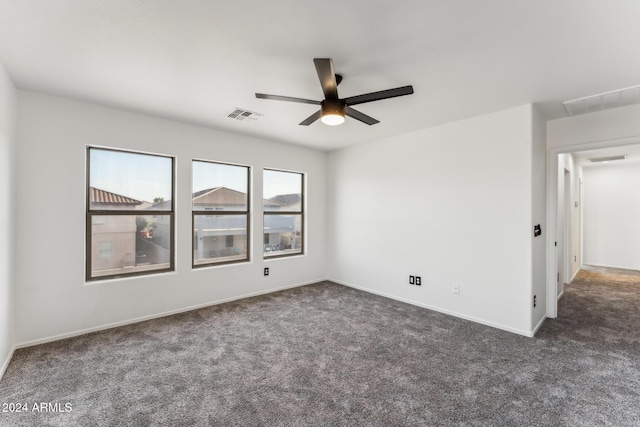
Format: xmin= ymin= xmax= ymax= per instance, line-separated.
xmin=227 ymin=108 xmax=263 ymax=121
xmin=563 ymin=85 xmax=640 ymax=116
xmin=589 ymin=155 xmax=627 ymax=163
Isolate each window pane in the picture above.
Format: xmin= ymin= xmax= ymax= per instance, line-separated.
xmin=264 ymin=214 xmax=302 ymax=257
xmin=90 ymin=214 xmax=171 ymax=278
xmin=194 ymin=215 xmax=248 ymax=265
xmin=263 ymin=169 xmax=302 ymax=212
xmin=193 ymin=161 xmax=248 ymax=211
xmin=89 ymin=148 xmax=172 ymax=211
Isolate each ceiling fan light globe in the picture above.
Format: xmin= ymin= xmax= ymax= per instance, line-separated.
xmin=321 ymin=113 xmax=345 ymax=126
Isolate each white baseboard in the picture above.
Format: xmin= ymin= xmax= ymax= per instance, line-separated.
xmin=532 ymin=315 xmax=546 ymax=336
xmin=330 ymin=278 xmax=535 ymax=338
xmin=17 ymin=278 xmax=326 ymax=349
xmin=0 ymin=344 xmax=17 ymax=381
xmin=557 ymin=290 xmax=564 ymax=301
xmin=584 ymin=262 xmax=640 ymax=272
xmin=570 ymin=269 xmax=579 ymax=283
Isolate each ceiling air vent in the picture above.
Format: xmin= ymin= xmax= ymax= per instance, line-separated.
xmin=589 ymin=155 xmax=627 ymax=163
xmin=227 ymin=108 xmax=263 ymax=121
xmin=563 ymin=85 xmax=640 ymax=116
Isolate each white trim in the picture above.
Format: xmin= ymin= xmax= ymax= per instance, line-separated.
xmin=0 ymin=345 xmax=17 ymax=381
xmin=557 ymin=290 xmax=564 ymax=301
xmin=570 ymin=268 xmax=580 ymax=283
xmin=532 ymin=316 xmax=547 ymax=336
xmin=583 ymin=262 xmax=640 ymax=271
xmin=16 ymin=278 xmax=325 ymax=349
xmin=264 ymin=253 xmax=308 ymax=263
xmin=331 ymin=279 xmax=535 ymax=338
xmin=85 ymin=270 xmax=178 ymax=287
xmin=546 ymin=146 xmax=559 ymax=319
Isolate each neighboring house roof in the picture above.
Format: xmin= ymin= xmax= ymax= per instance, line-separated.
xmin=193 ymin=186 xmax=281 ymax=207
xmin=90 ymin=186 xmax=291 ymax=209
xmin=149 ymin=200 xmax=172 ymax=211
xmin=268 ymin=193 xmax=301 ymax=206
xmin=90 ymin=187 xmax=141 ymax=206
xmin=136 ymin=201 xmax=153 ymax=210
xmin=193 ymin=187 xmax=247 ymax=205
xmin=264 ymin=198 xmax=284 ymax=207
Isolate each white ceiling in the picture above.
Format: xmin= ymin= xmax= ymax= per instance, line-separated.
xmin=2 ymin=1 xmax=640 ymax=151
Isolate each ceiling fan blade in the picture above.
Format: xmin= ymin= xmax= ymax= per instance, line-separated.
xmin=255 ymin=93 xmax=320 ymax=105
xmin=313 ymin=58 xmax=339 ymax=100
xmin=345 ymin=106 xmax=380 ymax=125
xmin=299 ymin=110 xmax=322 ymax=126
xmin=343 ymin=85 xmax=414 ymax=106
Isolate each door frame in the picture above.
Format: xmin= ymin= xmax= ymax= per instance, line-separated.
xmin=546 ymin=135 xmax=640 ymax=318
xmin=563 ymin=168 xmax=571 ymax=285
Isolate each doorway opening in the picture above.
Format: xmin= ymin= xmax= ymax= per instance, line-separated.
xmin=547 ymin=138 xmax=640 ymax=319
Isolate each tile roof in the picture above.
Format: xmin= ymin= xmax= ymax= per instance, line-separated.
xmin=89 ymin=186 xmax=288 ymax=209
xmin=192 ymin=187 xmax=247 ymax=205
xmin=90 ymin=187 xmax=141 ymax=205
xmin=193 ymin=187 xmax=281 ymax=207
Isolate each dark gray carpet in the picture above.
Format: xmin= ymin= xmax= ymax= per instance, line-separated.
xmin=1 ymin=272 xmax=639 ymax=426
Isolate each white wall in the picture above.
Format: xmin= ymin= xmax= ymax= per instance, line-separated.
xmin=531 ymin=105 xmax=547 ymax=330
xmin=0 ymin=62 xmax=17 ymax=379
xmin=582 ymin=161 xmax=640 ymax=270
xmin=328 ymin=105 xmax=535 ymax=336
xmin=15 ymin=91 xmax=327 ymax=345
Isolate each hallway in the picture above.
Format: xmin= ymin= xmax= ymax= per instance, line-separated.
xmin=541 ymin=265 xmax=640 ymax=345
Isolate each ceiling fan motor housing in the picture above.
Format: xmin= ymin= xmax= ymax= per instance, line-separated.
xmin=321 ymin=99 xmax=345 ymax=117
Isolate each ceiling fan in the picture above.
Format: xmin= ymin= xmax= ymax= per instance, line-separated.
xmin=255 ymin=58 xmax=414 ymax=126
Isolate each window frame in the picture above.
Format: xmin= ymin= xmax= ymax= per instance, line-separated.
xmin=192 ymin=159 xmax=251 ymax=268
xmin=86 ymin=146 xmax=175 ymax=282
xmin=263 ymin=168 xmax=305 ymax=259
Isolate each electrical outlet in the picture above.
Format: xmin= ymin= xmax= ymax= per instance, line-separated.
xmin=453 ymin=282 xmax=460 ymax=294
xmin=409 ymin=275 xmax=415 ymax=285
xmin=533 ymin=295 xmax=537 ymax=308
xmin=415 ymin=276 xmax=421 ymax=286
xmin=264 ymin=267 xmax=269 ymax=276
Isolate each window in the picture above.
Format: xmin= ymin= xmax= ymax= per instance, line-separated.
xmin=263 ymin=169 xmax=303 ymax=258
xmin=98 ymin=241 xmax=113 ymax=259
xmin=86 ymin=147 xmax=174 ymax=281
xmin=192 ymin=160 xmax=250 ymax=267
